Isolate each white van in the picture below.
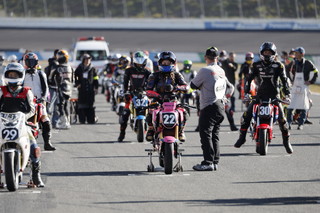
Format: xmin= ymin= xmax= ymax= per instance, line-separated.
xmin=71 ymin=36 xmax=110 ymax=72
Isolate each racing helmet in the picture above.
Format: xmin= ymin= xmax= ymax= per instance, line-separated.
xmin=259 ymin=42 xmax=277 ymax=63
xmin=57 ymin=50 xmax=69 ymax=64
xmin=183 ymin=60 xmax=192 ymax=71
xmin=110 ymin=53 xmax=121 ymax=65
xmin=158 ymin=51 xmax=176 ymax=73
xmin=219 ymin=50 xmax=228 ymax=61
xmin=118 ymin=55 xmax=131 ymax=69
xmin=24 ymin=52 xmax=39 ymax=69
xmin=245 ymin=52 xmax=254 ymax=60
xmin=3 ymin=63 xmax=25 ymax=86
xmin=132 ymin=51 xmax=148 ymax=69
xmin=7 ymin=54 xmax=17 ymax=63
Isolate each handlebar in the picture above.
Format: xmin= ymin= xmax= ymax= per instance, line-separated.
xmin=247 ymin=96 xmax=290 ymax=105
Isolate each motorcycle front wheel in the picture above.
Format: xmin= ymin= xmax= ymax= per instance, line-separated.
xmin=164 ymin=143 xmax=174 ymax=174
xmin=4 ymin=151 xmax=19 ymax=191
xmin=259 ymin=129 xmax=268 ymax=156
xmin=137 ymin=119 xmax=144 ymax=143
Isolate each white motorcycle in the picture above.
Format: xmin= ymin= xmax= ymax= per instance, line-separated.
xmin=0 ymin=112 xmax=31 ymax=191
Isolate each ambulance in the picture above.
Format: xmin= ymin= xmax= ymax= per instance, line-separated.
xmin=71 ymin=36 xmax=110 ymax=71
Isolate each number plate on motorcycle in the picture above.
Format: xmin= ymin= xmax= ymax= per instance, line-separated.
xmin=162 ymin=113 xmax=177 ymax=128
xmin=2 ymin=128 xmax=19 ymax=141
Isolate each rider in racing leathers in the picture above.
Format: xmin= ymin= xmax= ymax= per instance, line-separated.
xmin=234 ymin=42 xmax=293 ymax=154
xmin=146 ymin=51 xmax=188 ymax=142
xmin=23 ymin=52 xmax=56 ymax=151
xmin=0 ymin=63 xmax=45 ymax=187
xmin=117 ymin=52 xmax=151 ymax=142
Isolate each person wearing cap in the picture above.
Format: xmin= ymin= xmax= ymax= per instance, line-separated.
xmin=74 ymin=54 xmax=99 ymax=124
xmin=286 ymin=47 xmax=318 ymax=130
xmin=191 ymin=46 xmax=234 ymax=171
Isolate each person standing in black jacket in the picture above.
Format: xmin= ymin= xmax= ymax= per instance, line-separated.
xmin=45 ymin=49 xmax=60 ymax=128
xmin=74 ymin=54 xmax=99 ymax=124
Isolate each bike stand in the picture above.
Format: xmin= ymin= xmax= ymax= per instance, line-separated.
xmin=173 ymin=148 xmax=184 ymax=172
xmin=145 ymin=148 xmax=155 ymax=172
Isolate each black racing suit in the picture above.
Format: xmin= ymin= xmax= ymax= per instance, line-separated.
xmin=238 ymin=62 xmax=251 ymax=99
xmin=236 ymin=60 xmax=292 ymax=153
xmin=118 ymin=67 xmax=151 ymax=139
xmin=145 ymin=71 xmax=188 ymax=141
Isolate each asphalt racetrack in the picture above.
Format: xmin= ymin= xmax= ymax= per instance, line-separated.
xmin=0 ymin=29 xmax=319 ymax=213
xmin=0 ymin=29 xmax=320 ymax=54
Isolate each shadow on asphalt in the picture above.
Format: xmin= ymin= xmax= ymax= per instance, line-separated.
xmin=43 ymin=171 xmax=147 ymax=177
xmin=268 ymin=143 xmax=320 ymax=147
xmin=92 ymin=196 xmax=320 ymax=206
xmin=233 ymin=179 xmax=320 ymax=184
xmin=59 ymin=141 xmax=117 ymax=144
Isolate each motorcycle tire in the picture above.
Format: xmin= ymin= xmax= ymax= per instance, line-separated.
xmin=259 ymin=128 xmax=268 ymax=156
xmin=164 ymin=143 xmax=174 ymax=175
xmin=137 ymin=120 xmax=144 ymax=143
xmin=4 ymin=152 xmax=19 ymax=191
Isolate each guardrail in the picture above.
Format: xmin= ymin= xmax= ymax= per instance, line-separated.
xmin=1 ymin=17 xmax=320 ymax=31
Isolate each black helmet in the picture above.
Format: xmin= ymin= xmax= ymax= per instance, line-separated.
xmin=158 ymin=51 xmax=176 ymax=65
xmin=23 ymin=52 xmax=39 ymax=68
xmin=158 ymin=51 xmax=176 ymax=73
xmin=259 ymin=42 xmax=277 ymax=63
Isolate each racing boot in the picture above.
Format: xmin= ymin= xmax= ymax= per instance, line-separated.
xmin=179 ymin=126 xmax=186 ymax=142
xmin=42 ymin=121 xmax=56 ymax=151
xmin=118 ymin=124 xmax=127 ymax=142
xmin=32 ymin=161 xmax=45 ymax=187
xmin=146 ymin=126 xmax=154 ymax=142
xmin=282 ymin=134 xmax=293 ymax=154
xmin=234 ymin=129 xmax=247 ymax=148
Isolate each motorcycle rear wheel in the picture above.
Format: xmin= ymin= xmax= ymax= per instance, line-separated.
xmin=259 ymin=129 xmax=268 ymax=156
xmin=4 ymin=152 xmax=19 ymax=191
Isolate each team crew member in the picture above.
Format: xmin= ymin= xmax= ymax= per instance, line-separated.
xmin=234 ymin=42 xmax=293 ymax=154
xmin=49 ymin=50 xmax=74 ymax=129
xmin=74 ymin=54 xmax=99 ymax=124
xmin=23 ymin=52 xmax=56 ymax=151
xmin=0 ymin=63 xmax=44 ymax=187
xmin=191 ymin=46 xmax=234 ymax=171
xmin=286 ymin=47 xmax=318 ymax=130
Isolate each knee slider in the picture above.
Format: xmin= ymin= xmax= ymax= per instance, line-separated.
xmin=30 ymin=144 xmax=41 ymax=162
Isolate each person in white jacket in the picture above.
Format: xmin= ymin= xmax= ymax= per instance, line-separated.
xmin=23 ymin=52 xmax=56 ymax=151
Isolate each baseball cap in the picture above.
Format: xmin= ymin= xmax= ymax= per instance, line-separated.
xmin=294 ymin=47 xmax=305 ymax=54
xmin=205 ymin=46 xmax=219 ymax=57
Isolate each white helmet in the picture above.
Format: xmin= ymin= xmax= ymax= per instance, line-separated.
xmin=6 ymin=54 xmax=18 ymax=63
xmin=3 ymin=63 xmax=25 ymax=86
xmin=110 ymin=53 xmax=121 ymax=65
xmin=133 ymin=51 xmax=148 ymax=66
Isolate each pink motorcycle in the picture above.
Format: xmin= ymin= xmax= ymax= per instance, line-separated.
xmin=145 ymin=89 xmax=187 ymax=174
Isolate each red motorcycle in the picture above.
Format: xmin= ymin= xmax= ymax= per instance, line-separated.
xmin=251 ymin=97 xmax=289 ymax=155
